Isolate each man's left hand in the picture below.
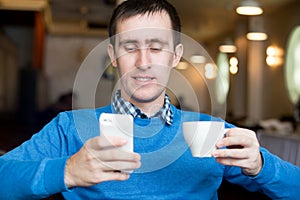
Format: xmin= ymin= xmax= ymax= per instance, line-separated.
xmin=212 ymin=128 xmax=263 ymax=176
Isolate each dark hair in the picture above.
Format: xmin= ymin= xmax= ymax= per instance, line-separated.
xmin=108 ymin=0 xmax=181 ymax=47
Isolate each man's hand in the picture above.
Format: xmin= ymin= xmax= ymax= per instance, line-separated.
xmin=212 ymin=128 xmax=262 ymax=176
xmin=64 ymin=136 xmax=141 ymax=188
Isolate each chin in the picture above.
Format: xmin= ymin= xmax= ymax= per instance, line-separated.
xmin=132 ymin=95 xmax=157 ymax=103
xmin=131 ymin=90 xmax=163 ymax=103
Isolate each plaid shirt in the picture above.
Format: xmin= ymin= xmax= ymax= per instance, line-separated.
xmin=112 ymin=90 xmax=173 ymax=125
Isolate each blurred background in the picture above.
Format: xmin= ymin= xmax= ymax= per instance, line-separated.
xmin=1 ymin=0 xmax=300 ymax=199
xmin=0 ymin=0 xmax=299 ymax=152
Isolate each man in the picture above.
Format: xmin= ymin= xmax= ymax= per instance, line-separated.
xmin=0 ymin=0 xmax=299 ymax=199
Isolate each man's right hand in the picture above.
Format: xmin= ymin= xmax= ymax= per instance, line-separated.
xmin=64 ymin=136 xmax=141 ymax=188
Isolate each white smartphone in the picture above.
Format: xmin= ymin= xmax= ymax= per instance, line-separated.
xmin=99 ymin=113 xmax=134 ymax=173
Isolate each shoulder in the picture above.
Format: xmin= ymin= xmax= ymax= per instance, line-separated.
xmin=61 ymin=104 xmax=113 ymax=120
xmin=171 ymin=105 xmax=215 ymax=121
xmin=171 ymin=105 xmax=235 ymax=128
xmin=54 ymin=105 xmax=113 ymax=142
xmin=50 ymin=105 xmax=113 ymax=133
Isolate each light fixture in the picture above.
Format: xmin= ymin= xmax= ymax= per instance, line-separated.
xmin=236 ymin=0 xmax=263 ymax=16
xmin=204 ymin=63 xmax=217 ymax=79
xmin=266 ymin=45 xmax=284 ymax=67
xmin=246 ymin=32 xmax=268 ymax=41
xmin=229 ymin=57 xmax=239 ymax=75
xmin=219 ymin=45 xmax=237 ymax=53
xmin=176 ymin=61 xmax=189 ymax=70
xmin=190 ymin=55 xmax=206 ymax=64
xmin=218 ymin=39 xmax=237 ymax=53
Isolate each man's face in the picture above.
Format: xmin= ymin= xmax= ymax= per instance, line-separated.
xmin=108 ymin=11 xmax=182 ymax=104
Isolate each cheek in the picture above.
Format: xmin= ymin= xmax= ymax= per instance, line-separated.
xmin=155 ymin=66 xmax=172 ymax=83
xmin=116 ymin=57 xmax=133 ymax=76
xmin=154 ymin=55 xmax=174 ymax=70
xmin=152 ymin=53 xmax=175 ymax=67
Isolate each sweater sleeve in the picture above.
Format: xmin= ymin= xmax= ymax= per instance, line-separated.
xmin=224 ymin=147 xmax=300 ymax=199
xmin=0 ymin=112 xmax=77 ymax=199
xmin=0 ymin=157 xmax=69 ymax=199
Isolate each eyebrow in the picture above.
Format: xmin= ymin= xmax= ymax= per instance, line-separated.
xmin=118 ymin=39 xmax=138 ymax=46
xmin=146 ymin=38 xmax=169 ymax=46
xmin=118 ymin=38 xmax=169 ymax=46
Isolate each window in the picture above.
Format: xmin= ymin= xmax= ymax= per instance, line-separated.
xmin=285 ymin=26 xmax=300 ymax=104
xmin=215 ymin=52 xmax=229 ymax=104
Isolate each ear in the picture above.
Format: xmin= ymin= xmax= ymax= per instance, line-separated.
xmin=172 ymin=43 xmax=183 ymax=68
xmin=107 ymin=44 xmax=117 ymax=67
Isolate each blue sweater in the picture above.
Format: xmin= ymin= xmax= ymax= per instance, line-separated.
xmin=0 ymin=105 xmax=299 ymax=199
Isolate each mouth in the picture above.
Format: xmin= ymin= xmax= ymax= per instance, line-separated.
xmin=133 ymin=75 xmax=155 ymax=82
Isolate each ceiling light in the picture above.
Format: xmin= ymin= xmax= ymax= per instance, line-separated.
xmin=204 ymin=63 xmax=217 ymax=79
xmin=229 ymin=57 xmax=238 ymax=66
xmin=230 ymin=65 xmax=239 ymax=75
xmin=246 ymin=32 xmax=268 ymax=41
xmin=219 ymin=44 xmax=237 ymax=53
xmin=219 ymin=39 xmax=237 ymax=53
xmin=266 ymin=45 xmax=284 ymax=57
xmin=266 ymin=45 xmax=284 ymax=67
xmin=176 ymin=61 xmax=189 ymax=70
xmin=190 ymin=55 xmax=206 ymax=64
xmin=229 ymin=57 xmax=239 ymax=75
xmin=236 ymin=0 xmax=263 ymax=16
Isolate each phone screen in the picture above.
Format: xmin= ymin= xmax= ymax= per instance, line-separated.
xmin=99 ymin=113 xmax=134 ymax=153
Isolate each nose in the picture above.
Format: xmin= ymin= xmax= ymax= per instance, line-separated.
xmin=135 ymin=48 xmax=151 ymax=70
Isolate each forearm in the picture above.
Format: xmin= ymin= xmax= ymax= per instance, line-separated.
xmin=250 ymin=148 xmax=300 ymax=199
xmin=0 ymin=157 xmax=69 ymax=199
xmin=224 ymin=147 xmax=300 ymax=199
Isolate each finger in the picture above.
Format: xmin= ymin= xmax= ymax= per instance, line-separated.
xmin=212 ymin=148 xmax=248 ymax=159
xmin=93 ymin=171 xmax=131 ymax=183
xmin=95 ymin=148 xmax=141 ymax=162
xmin=217 ymin=133 xmax=253 ymax=149
xmin=101 ymin=160 xmax=141 ymax=172
xmin=214 ymin=154 xmax=261 ymax=172
xmin=225 ymin=128 xmax=258 ymax=142
xmin=216 ymin=137 xmax=246 ymax=149
xmin=214 ymin=157 xmax=250 ymax=168
xmin=87 ymin=136 xmax=128 ymax=150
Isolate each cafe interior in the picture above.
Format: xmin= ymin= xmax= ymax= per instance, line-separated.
xmin=0 ymin=0 xmax=300 ymax=199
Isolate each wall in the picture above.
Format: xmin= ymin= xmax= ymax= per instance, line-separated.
xmin=168 ymin=66 xmax=210 ymax=113
xmin=0 ymin=33 xmax=18 ymax=112
xmin=227 ymin=1 xmax=300 ymax=123
xmin=44 ymin=34 xmax=215 ymax=113
xmin=43 ymin=35 xmax=114 ymax=109
xmin=227 ymin=19 xmax=248 ymax=121
xmin=260 ymin=1 xmax=300 ymax=120
xmin=244 ymin=1 xmax=300 ymax=122
xmin=3 ymin=26 xmax=33 ymax=69
xmin=42 ymin=1 xmax=300 ymax=122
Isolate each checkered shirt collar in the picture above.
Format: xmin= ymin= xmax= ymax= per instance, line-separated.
xmin=112 ymin=90 xmax=173 ymax=125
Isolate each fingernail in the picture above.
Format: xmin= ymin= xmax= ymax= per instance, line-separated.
xmin=211 ymin=151 xmax=219 ymax=157
xmin=120 ymin=139 xmax=127 ymax=144
xmin=216 ymin=142 xmax=223 ymax=148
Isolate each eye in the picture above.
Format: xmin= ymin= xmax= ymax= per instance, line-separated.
xmin=124 ymin=44 xmax=138 ymax=53
xmin=149 ymin=47 xmax=162 ymax=53
xmin=149 ymin=43 xmax=163 ymax=53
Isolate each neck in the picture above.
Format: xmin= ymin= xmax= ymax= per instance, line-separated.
xmin=121 ymin=91 xmax=165 ymax=117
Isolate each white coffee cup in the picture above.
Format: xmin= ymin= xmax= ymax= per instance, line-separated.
xmin=183 ymin=121 xmax=229 ymax=157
